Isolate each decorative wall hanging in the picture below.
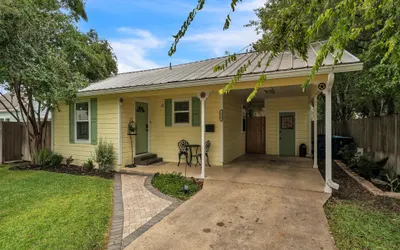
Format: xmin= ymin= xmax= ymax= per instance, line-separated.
xmin=281 ymin=116 xmax=294 ymax=129
xmin=318 ymin=82 xmax=326 ymax=91
xmin=136 ymin=106 xmax=145 ymax=113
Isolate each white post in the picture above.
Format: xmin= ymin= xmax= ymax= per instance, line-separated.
xmin=324 ymin=73 xmax=339 ymax=193
xmin=313 ymin=96 xmax=318 ymax=169
xmin=197 ymin=91 xmax=210 ymax=179
xmin=201 ymin=99 xmax=205 ymax=178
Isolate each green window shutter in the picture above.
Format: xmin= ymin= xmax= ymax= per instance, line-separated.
xmin=90 ymin=98 xmax=98 ymax=145
xmin=165 ymin=99 xmax=172 ymax=127
xmin=69 ymin=103 xmax=75 ymax=143
xmin=192 ymin=96 xmax=201 ymax=126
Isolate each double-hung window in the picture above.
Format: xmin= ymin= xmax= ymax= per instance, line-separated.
xmin=173 ymin=99 xmax=190 ymax=125
xmin=75 ymin=101 xmax=90 ymax=142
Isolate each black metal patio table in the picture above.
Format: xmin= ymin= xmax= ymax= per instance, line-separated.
xmin=188 ymin=144 xmax=200 ymax=167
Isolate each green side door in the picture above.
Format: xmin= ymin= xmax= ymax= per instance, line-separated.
xmin=279 ymin=112 xmax=295 ymax=156
xmin=135 ymin=102 xmax=148 ymax=155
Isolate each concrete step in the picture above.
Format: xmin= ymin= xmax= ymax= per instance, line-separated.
xmin=134 ymin=153 xmax=157 ymax=164
xmin=138 ymin=157 xmax=163 ymax=166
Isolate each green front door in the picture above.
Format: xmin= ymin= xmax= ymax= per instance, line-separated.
xmin=279 ymin=112 xmax=295 ymax=156
xmin=135 ymin=102 xmax=148 ymax=155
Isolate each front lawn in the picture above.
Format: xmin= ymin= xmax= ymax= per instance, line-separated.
xmin=325 ymin=200 xmax=400 ymax=250
xmin=0 ymin=165 xmax=113 ymax=250
xmin=151 ymin=172 xmax=200 ymax=200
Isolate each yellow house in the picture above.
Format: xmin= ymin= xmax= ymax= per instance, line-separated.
xmin=52 ymin=43 xmax=362 ymax=193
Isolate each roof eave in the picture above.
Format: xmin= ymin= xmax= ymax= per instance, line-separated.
xmin=78 ymin=62 xmax=363 ymax=97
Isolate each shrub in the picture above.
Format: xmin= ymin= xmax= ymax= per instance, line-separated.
xmin=34 ymin=149 xmax=53 ymax=167
xmin=83 ymin=158 xmax=95 ymax=172
xmin=151 ymin=172 xmax=200 ymax=200
xmin=93 ymin=139 xmax=116 ymax=172
xmin=65 ymin=156 xmax=74 ymax=167
xmin=338 ymin=143 xmax=357 ymax=164
xmin=50 ymin=153 xmax=63 ymax=168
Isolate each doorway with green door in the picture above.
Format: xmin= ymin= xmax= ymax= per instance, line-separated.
xmin=135 ymin=101 xmax=148 ymax=155
xmin=279 ymin=112 xmax=296 ymax=156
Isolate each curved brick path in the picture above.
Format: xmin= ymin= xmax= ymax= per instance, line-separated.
xmin=107 ymin=174 xmax=182 ymax=250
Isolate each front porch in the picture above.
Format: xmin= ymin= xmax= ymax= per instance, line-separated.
xmin=121 ymin=154 xmax=325 ymax=193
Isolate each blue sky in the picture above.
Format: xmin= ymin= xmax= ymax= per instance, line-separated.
xmin=79 ymin=0 xmax=265 ymax=73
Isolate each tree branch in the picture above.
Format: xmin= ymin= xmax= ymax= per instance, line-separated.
xmin=0 ymin=92 xmax=20 ymax=121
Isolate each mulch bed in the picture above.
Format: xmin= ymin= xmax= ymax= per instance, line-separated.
xmin=9 ymin=164 xmax=115 ymax=179
xmin=319 ymin=161 xmax=400 ymax=213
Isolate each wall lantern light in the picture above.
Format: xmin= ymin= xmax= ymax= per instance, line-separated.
xmin=127 ymin=118 xmax=137 ymax=135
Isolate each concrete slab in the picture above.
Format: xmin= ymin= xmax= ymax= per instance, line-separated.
xmin=125 ymin=179 xmax=334 ymax=250
xmin=123 ymin=155 xmax=335 ymax=250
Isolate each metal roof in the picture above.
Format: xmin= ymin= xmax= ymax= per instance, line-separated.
xmin=80 ymin=42 xmax=361 ymax=94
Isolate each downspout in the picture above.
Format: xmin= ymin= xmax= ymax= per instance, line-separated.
xmin=324 ymin=72 xmax=339 ymax=193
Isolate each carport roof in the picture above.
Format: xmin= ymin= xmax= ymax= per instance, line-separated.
xmin=79 ymin=42 xmax=362 ymax=96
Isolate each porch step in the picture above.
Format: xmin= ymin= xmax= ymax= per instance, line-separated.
xmin=134 ymin=153 xmax=163 ymax=165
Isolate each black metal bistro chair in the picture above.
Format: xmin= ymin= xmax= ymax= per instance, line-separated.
xmin=195 ymin=140 xmax=211 ymax=167
xmin=177 ymin=139 xmax=189 ymax=166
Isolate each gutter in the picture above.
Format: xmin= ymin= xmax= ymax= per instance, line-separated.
xmin=77 ymin=63 xmax=363 ymax=97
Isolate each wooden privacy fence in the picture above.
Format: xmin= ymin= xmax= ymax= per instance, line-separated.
xmin=0 ymin=121 xmax=51 ymax=163
xmin=316 ymin=115 xmax=400 ymax=174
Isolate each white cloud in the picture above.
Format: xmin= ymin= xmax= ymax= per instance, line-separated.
xmin=237 ymin=0 xmax=266 ymax=12
xmin=183 ymin=28 xmax=261 ymax=56
xmin=110 ymin=28 xmax=166 ymax=73
xmin=181 ymin=0 xmax=265 ymax=56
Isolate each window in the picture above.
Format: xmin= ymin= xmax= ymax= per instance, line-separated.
xmin=75 ymin=101 xmax=90 ymax=141
xmin=173 ymin=99 xmax=190 ymax=124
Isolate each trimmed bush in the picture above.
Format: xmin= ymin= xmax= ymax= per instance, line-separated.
xmin=50 ymin=153 xmax=63 ymax=168
xmin=83 ymin=158 xmax=95 ymax=171
xmin=93 ymin=139 xmax=116 ymax=172
xmin=34 ymin=149 xmax=53 ymax=167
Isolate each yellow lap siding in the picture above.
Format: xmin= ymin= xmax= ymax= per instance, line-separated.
xmin=149 ymin=91 xmax=222 ymax=166
xmin=53 ymin=96 xmax=119 ymax=166
xmin=265 ymin=96 xmax=310 ymax=155
xmin=223 ymin=93 xmax=245 ymax=163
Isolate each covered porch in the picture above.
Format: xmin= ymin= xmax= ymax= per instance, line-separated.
xmin=121 ymin=154 xmax=326 ymax=193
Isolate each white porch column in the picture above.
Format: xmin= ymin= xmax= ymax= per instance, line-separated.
xmin=198 ymin=91 xmax=210 ymax=179
xmin=313 ymin=95 xmax=318 ymax=169
xmin=324 ymin=73 xmax=339 ymax=193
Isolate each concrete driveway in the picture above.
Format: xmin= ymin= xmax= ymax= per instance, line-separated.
xmin=124 ymin=156 xmax=335 ymax=250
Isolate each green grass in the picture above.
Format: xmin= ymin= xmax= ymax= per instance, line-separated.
xmin=325 ymin=200 xmax=400 ymax=250
xmin=151 ymin=172 xmax=200 ymax=200
xmin=0 ymin=165 xmax=113 ymax=250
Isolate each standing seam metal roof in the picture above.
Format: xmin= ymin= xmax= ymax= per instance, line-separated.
xmin=80 ymin=42 xmax=360 ymax=93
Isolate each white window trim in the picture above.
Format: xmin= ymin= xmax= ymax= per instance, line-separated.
xmin=75 ymin=100 xmax=91 ymax=144
xmin=172 ymin=98 xmax=191 ymax=126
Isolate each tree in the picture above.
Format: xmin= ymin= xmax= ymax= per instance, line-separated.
xmin=170 ymin=0 xmax=400 ymax=107
xmin=0 ymin=0 xmax=117 ymax=159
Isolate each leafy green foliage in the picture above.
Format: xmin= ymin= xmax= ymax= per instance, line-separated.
xmin=0 ymin=165 xmax=113 ymax=249
xmin=151 ymin=172 xmax=200 ymax=200
xmin=93 ymin=138 xmax=116 ymax=172
xmin=172 ymin=0 xmax=400 ymax=109
xmin=338 ymin=143 xmax=357 ymax=164
xmin=50 ymin=153 xmax=63 ymax=169
xmin=82 ymin=158 xmax=95 ymax=172
xmin=0 ymin=0 xmax=117 ymax=158
xmin=385 ymin=170 xmax=400 ymax=192
xmin=34 ymin=149 xmax=53 ymax=167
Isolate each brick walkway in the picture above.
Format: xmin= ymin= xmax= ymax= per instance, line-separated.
xmin=121 ymin=175 xmax=172 ymax=238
